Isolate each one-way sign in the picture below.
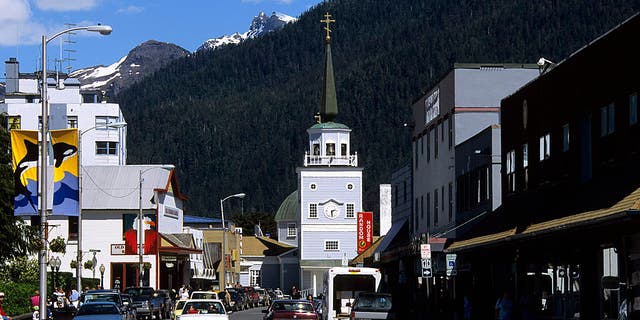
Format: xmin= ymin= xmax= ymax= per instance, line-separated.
xmin=422 ymin=267 xmax=432 ymax=278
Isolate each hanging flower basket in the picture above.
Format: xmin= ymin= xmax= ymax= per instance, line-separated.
xmin=49 ymin=237 xmax=66 ymax=254
xmin=70 ymin=260 xmax=78 ymax=269
xmin=84 ymin=260 xmax=94 ymax=270
xmin=143 ymin=262 xmax=152 ymax=270
xmin=31 ymin=238 xmax=45 ymax=251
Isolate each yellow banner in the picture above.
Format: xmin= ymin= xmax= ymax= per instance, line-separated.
xmin=51 ymin=129 xmax=79 ymax=216
xmin=11 ymin=130 xmax=39 ymax=215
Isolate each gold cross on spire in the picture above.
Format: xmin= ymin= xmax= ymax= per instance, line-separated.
xmin=320 ymin=12 xmax=335 ymax=43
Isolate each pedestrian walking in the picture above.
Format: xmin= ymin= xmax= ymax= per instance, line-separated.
xmin=495 ymin=291 xmax=513 ymax=320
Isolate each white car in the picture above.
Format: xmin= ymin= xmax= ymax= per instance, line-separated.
xmin=177 ymin=299 xmax=228 ymax=320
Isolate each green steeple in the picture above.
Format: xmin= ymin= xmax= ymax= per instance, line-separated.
xmin=319 ymin=12 xmax=338 ymax=123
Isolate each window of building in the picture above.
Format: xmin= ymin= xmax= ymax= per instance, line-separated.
xmin=441 ymin=186 xmax=445 ymax=217
xmin=326 ymin=143 xmax=335 ymax=156
xmin=250 ymin=269 xmax=261 ymax=287
xmin=67 ymin=116 xmax=78 ymax=129
xmin=434 ymin=188 xmax=439 ymax=226
xmin=414 ymin=142 xmax=419 ymax=169
xmin=313 ymin=143 xmax=320 ymax=155
xmin=434 ymin=127 xmax=439 ymax=159
xmin=8 ymin=116 xmax=21 ymax=130
xmin=324 ymin=240 xmax=339 ymax=251
xmin=346 ymin=183 xmax=354 ymax=191
xmin=96 ymin=141 xmax=118 ymax=155
xmin=420 ymin=195 xmax=424 ymax=219
xmin=341 ymin=143 xmax=347 ymax=156
xmin=630 ymin=93 xmax=638 ymax=126
xmin=426 ymin=132 xmax=431 ymax=162
xmin=68 ymin=216 xmax=78 ymax=241
xmin=562 ymin=124 xmax=570 ymax=152
xmin=310 ymin=183 xmax=317 ymax=190
xmin=287 ymin=223 xmax=296 ymax=239
xmin=448 ymin=182 xmax=453 ymax=221
xmin=309 ymin=203 xmax=318 ymax=218
xmin=600 ymin=103 xmax=615 ymax=136
xmin=522 ymin=143 xmax=529 ymax=189
xmin=346 ymin=203 xmax=355 ymax=218
xmin=507 ymin=149 xmax=516 ymax=192
xmin=522 ymin=100 xmax=528 ymax=129
xmin=95 ymin=116 xmax=120 ymax=130
xmin=539 ymin=133 xmax=551 ymax=161
xmin=414 ymin=198 xmax=419 ymax=232
xmin=426 ymin=193 xmax=431 ymax=226
xmin=448 ymin=117 xmax=453 ymax=149
xmin=38 ymin=116 xmax=49 ymax=131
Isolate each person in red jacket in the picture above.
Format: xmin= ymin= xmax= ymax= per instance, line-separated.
xmin=0 ymin=292 xmax=13 ymax=320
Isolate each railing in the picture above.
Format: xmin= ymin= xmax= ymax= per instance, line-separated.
xmin=300 ymin=288 xmax=313 ymax=299
xmin=304 ymin=151 xmax=358 ymax=167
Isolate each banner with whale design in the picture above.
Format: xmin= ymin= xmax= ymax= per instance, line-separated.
xmin=11 ymin=130 xmax=39 ymax=215
xmin=51 ymin=129 xmax=79 ymax=216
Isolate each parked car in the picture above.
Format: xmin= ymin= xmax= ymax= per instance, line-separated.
xmin=124 ymin=287 xmax=161 ymax=320
xmin=349 ymin=292 xmax=394 ymax=320
xmin=152 ymin=289 xmax=174 ymax=319
xmin=262 ymin=300 xmax=318 ymax=320
xmin=177 ymin=299 xmax=228 ymax=320
xmin=172 ymin=299 xmax=188 ymax=320
xmin=72 ymin=302 xmax=126 ymax=320
xmin=225 ymin=289 xmax=247 ymax=311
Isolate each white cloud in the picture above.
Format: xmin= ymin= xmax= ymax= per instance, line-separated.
xmin=0 ymin=0 xmax=45 ymax=46
xmin=117 ymin=5 xmax=144 ymax=14
xmin=35 ymin=0 xmax=100 ymax=11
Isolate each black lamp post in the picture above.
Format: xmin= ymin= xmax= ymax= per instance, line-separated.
xmin=99 ymin=264 xmax=105 ymax=289
xmin=49 ymin=256 xmax=61 ymax=290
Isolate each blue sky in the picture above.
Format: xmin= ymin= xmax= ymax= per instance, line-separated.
xmin=0 ymin=0 xmax=322 ymax=76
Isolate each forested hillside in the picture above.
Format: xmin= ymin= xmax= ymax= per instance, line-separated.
xmin=116 ymin=0 xmax=640 ymax=226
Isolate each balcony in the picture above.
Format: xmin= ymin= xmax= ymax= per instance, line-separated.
xmin=304 ymin=151 xmax=358 ymax=167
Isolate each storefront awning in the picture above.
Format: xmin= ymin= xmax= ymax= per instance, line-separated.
xmin=446 ymin=187 xmax=640 ymax=253
xmin=374 ymin=218 xmax=409 ymax=256
xmin=159 ymin=233 xmax=202 ymax=254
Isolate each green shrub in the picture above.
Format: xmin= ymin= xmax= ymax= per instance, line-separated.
xmin=0 ymin=281 xmax=36 ymax=316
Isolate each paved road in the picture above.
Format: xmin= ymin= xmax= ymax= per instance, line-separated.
xmin=229 ymin=305 xmax=268 ymax=320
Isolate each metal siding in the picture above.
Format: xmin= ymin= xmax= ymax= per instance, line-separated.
xmin=454 ymin=68 xmax=539 ymax=107
xmin=301 ymin=230 xmax=357 ymax=260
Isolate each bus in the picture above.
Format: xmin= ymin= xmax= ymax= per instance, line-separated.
xmin=322 ymin=267 xmax=382 ymax=320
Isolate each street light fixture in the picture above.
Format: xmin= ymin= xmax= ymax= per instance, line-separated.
xmin=138 ymin=165 xmax=174 ymax=286
xmin=99 ymin=264 xmax=105 ymax=289
xmin=77 ymin=121 xmax=126 ymax=293
xmin=220 ymin=193 xmax=245 ymax=289
xmin=49 ymin=256 xmax=61 ymax=290
xmin=39 ymin=24 xmax=112 ymax=320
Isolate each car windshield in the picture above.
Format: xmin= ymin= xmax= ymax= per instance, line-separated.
xmin=125 ymin=288 xmax=155 ymax=297
xmin=272 ymin=302 xmax=314 ymax=312
xmin=182 ymin=301 xmax=225 ymax=314
xmin=77 ymin=304 xmax=119 ymax=315
xmin=353 ymin=295 xmax=392 ymax=312
xmin=175 ymin=301 xmax=186 ymax=310
xmin=82 ymin=294 xmax=119 ymax=304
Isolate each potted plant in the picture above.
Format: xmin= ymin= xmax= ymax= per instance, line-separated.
xmin=84 ymin=260 xmax=94 ymax=270
xmin=49 ymin=236 xmax=66 ymax=254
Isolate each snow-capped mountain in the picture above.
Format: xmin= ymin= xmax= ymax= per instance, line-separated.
xmin=71 ymin=40 xmax=189 ymax=96
xmin=197 ymin=11 xmax=296 ymax=51
xmin=71 ymin=11 xmax=296 ymax=96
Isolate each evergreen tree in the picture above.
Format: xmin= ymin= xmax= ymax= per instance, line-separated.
xmin=0 ymin=114 xmax=38 ymax=260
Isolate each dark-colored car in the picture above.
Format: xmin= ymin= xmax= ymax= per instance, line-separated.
xmin=262 ymin=300 xmax=318 ymax=320
xmin=152 ymin=290 xmax=173 ymax=319
xmin=124 ymin=287 xmax=160 ymax=320
xmin=80 ymin=290 xmax=134 ymax=320
xmin=349 ymin=292 xmax=394 ymax=320
xmin=72 ymin=302 xmax=125 ymax=320
xmin=226 ymin=289 xmax=247 ymax=311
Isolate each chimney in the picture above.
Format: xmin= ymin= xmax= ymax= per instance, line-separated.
xmin=5 ymin=58 xmax=19 ymax=94
xmin=379 ymin=184 xmax=392 ymax=236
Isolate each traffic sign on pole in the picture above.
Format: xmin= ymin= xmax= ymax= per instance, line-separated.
xmin=420 ymin=244 xmax=431 ymax=259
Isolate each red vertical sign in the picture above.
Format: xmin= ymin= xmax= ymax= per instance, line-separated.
xmin=357 ymin=212 xmax=373 ymax=253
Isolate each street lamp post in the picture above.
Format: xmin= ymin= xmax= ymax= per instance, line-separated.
xmin=99 ymin=264 xmax=105 ymax=289
xmin=77 ymin=122 xmax=126 ymax=293
xmin=138 ymin=165 xmax=174 ymax=287
xmin=49 ymin=256 xmax=61 ymax=290
xmin=220 ymin=193 xmax=246 ymax=289
xmin=39 ymin=24 xmax=112 ymax=320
